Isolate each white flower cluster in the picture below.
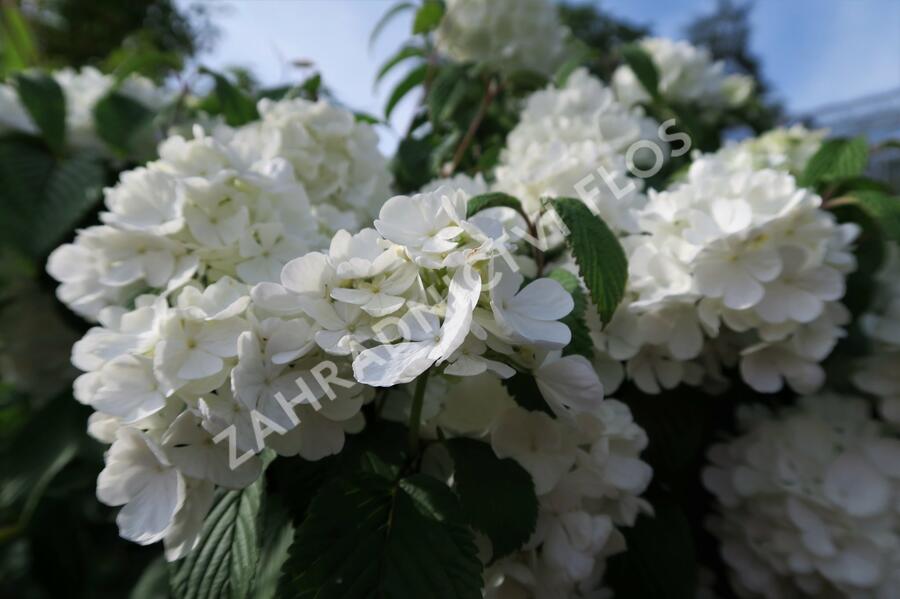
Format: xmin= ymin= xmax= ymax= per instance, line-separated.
xmin=484 ymin=398 xmax=652 ymax=599
xmin=597 ymin=155 xmax=858 ymax=395
xmin=495 ymin=68 xmax=658 ymax=235
xmin=359 ymin=188 xmax=653 ymax=598
xmin=713 ymin=125 xmax=826 ymax=176
xmin=853 ymin=242 xmax=900 ymax=426
xmin=613 ymin=37 xmax=754 ymax=111
xmin=252 ymin=187 xmax=578 ymax=391
xmin=0 ymin=66 xmax=171 ymax=150
xmin=47 ymin=97 xmax=391 ymax=320
xmin=436 ymin=0 xmax=570 ymax=76
xmin=703 ymin=393 xmax=900 ymax=598
xmin=75 ymin=274 xmax=369 ymax=560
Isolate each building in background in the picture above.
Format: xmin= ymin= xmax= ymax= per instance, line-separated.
xmin=807 ymin=88 xmax=900 ymax=191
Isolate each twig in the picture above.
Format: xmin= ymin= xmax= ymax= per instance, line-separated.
xmin=442 ymin=77 xmax=499 ymax=177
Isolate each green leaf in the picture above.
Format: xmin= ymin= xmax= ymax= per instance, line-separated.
xmin=0 ymin=140 xmax=104 ymax=258
xmin=831 ymin=203 xmax=885 ymax=316
xmin=549 ymin=197 xmax=628 ymax=324
xmin=854 ymin=191 xmax=900 ymax=244
xmin=201 ymin=67 xmax=260 ymax=127
xmin=252 ymin=495 xmax=295 ymax=599
xmin=391 ymin=135 xmax=434 ymax=192
xmin=547 ymin=268 xmax=593 ymax=359
xmin=15 ymin=73 xmax=66 ymax=153
xmin=130 ymin=558 xmax=170 ymax=599
xmin=428 ymin=65 xmax=468 ymax=123
xmin=413 ymin=0 xmax=445 ymax=34
xmin=445 ymin=438 xmax=537 ymax=560
xmin=800 ymin=136 xmax=869 ymax=187
xmin=554 ymin=43 xmax=596 ymax=88
xmin=170 ymin=480 xmax=265 ymax=599
xmin=33 ymin=154 xmax=105 ymax=255
xmin=370 ymin=2 xmax=416 ymax=49
xmin=0 ymin=5 xmax=38 ymax=74
xmin=376 ymin=45 xmax=426 ymax=86
xmin=93 ymin=91 xmax=156 ymax=156
xmin=607 ymin=503 xmax=697 ymax=599
xmin=385 ymin=63 xmax=428 ymax=119
xmin=466 ymin=192 xmax=523 ymax=218
xmin=279 ymin=472 xmax=482 ymax=599
xmin=501 ymin=372 xmax=554 ymax=417
xmin=620 ymin=43 xmax=660 ymax=101
xmin=0 ymin=394 xmax=82 ymax=525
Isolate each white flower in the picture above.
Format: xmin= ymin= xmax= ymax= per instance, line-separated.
xmin=490 ymin=407 xmax=577 ymax=495
xmin=713 ymin=126 xmax=827 ymax=175
xmin=436 ymin=0 xmax=569 ymax=75
xmin=613 ymin=37 xmax=754 ymax=111
xmin=494 ymin=68 xmax=655 ymax=233
xmin=48 ymin=96 xmax=392 ymax=319
xmin=97 ymin=427 xmax=186 ymax=545
xmin=161 ymin=411 xmax=262 ymax=489
xmin=703 ymin=393 xmax=900 ymax=598
xmin=608 ymin=154 xmax=857 ymax=394
xmin=490 ymin=261 xmax=573 ymax=348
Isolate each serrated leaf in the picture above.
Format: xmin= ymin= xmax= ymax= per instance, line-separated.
xmin=549 ymin=197 xmax=627 ymax=324
xmin=385 ymin=63 xmax=427 ymax=119
xmin=854 ymin=191 xmax=900 ymax=243
xmin=620 ymin=43 xmax=660 ymax=101
xmin=201 ymin=67 xmax=260 ymax=127
xmin=445 ymin=438 xmax=537 ymax=560
xmin=376 ymin=45 xmax=426 ymax=86
xmin=15 ymin=73 xmax=66 ymax=152
xmin=279 ymin=472 xmax=482 ymax=599
xmin=501 ymin=372 xmax=554 ymax=416
xmin=800 ymin=136 xmax=869 ymax=187
xmin=93 ymin=91 xmax=156 ymax=156
xmin=0 ymin=139 xmax=54 ymax=254
xmin=607 ymin=502 xmax=697 ymax=599
xmin=170 ymin=480 xmax=264 ymax=599
xmin=413 ymin=0 xmax=445 ymax=34
xmin=370 ymin=2 xmax=416 ymax=49
xmin=252 ymin=495 xmax=295 ymax=599
xmin=0 ymin=140 xmax=103 ymax=257
xmin=547 ymin=268 xmax=593 ymax=359
xmin=466 ymin=192 xmax=522 ymax=218
xmin=34 ymin=154 xmax=105 ymax=254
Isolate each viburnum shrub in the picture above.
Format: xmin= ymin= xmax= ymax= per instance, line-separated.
xmin=13 ymin=0 xmax=898 ymax=597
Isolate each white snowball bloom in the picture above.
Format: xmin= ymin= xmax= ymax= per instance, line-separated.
xmin=252 ymin=187 xmax=575 ymax=393
xmin=233 ymin=97 xmax=392 ymax=231
xmin=48 ymin=95 xmax=392 ymax=320
xmin=604 ymin=154 xmax=858 ymax=394
xmin=712 ymin=126 xmax=827 ymax=175
xmin=486 ymin=396 xmax=652 ymax=598
xmin=494 ymin=68 xmax=658 ymax=234
xmin=703 ymin=393 xmax=900 ymax=598
xmin=436 ymin=0 xmax=569 ymax=76
xmin=612 ymin=37 xmax=754 ymax=111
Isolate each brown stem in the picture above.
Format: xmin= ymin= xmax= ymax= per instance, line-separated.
xmin=442 ymin=77 xmax=499 ymax=177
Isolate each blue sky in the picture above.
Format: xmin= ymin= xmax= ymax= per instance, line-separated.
xmin=180 ymin=0 xmax=900 ymax=149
